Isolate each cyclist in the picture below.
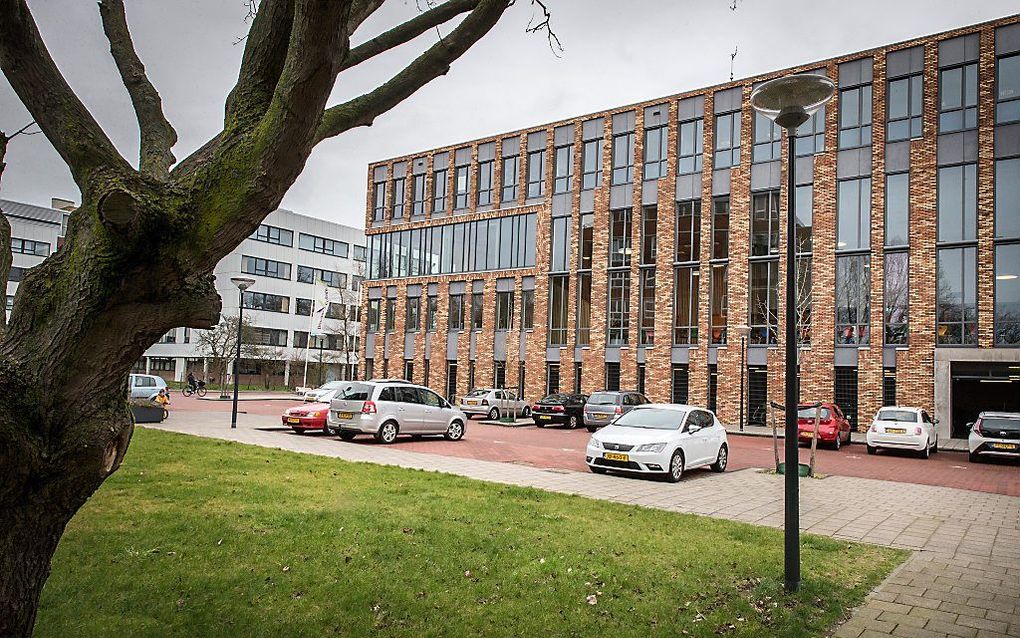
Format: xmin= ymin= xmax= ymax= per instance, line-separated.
xmin=187 ymin=371 xmax=198 ymax=394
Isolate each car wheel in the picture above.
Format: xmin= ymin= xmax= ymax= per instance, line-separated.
xmin=866 ymin=444 xmax=877 ymax=455
xmin=293 ymin=428 xmax=306 ymax=435
xmin=920 ymin=439 xmax=931 ymax=459
xmin=710 ymin=444 xmax=728 ymax=472
xmin=536 ymin=420 xmax=545 ymax=428
xmin=338 ymin=430 xmax=357 ymax=442
xmin=487 ymin=407 xmax=499 ymax=420
xmin=833 ymin=434 xmax=841 ymax=451
xmin=589 ymin=465 xmax=607 ymax=475
xmin=376 ymin=421 xmax=399 ymax=444
xmin=568 ymin=415 xmax=579 ymax=429
xmin=844 ymin=430 xmax=852 ymax=446
xmin=586 ymin=425 xmax=597 ymax=433
xmin=444 ymin=420 xmax=465 ymax=441
xmin=969 ymin=451 xmax=981 ymax=463
xmin=522 ymin=406 xmax=531 ymax=418
xmin=665 ymin=450 xmax=684 ymax=483
xmin=932 ymin=435 xmax=938 ymax=454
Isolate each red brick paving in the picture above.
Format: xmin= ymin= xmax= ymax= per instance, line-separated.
xmin=170 ymin=394 xmax=1020 ymax=496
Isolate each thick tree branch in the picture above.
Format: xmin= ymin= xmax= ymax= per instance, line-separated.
xmin=0 ymin=213 xmax=10 ymax=333
xmin=316 ymin=0 xmax=510 ymax=142
xmin=0 ymin=0 xmax=129 ymax=185
xmin=349 ymin=0 xmax=386 ymax=32
xmin=223 ymin=0 xmax=297 ymax=132
xmin=341 ymin=0 xmax=480 ymax=71
xmin=98 ymin=0 xmax=177 ymax=178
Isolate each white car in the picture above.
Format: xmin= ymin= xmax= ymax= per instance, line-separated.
xmin=865 ymin=407 xmax=938 ymax=458
xmin=128 ymin=373 xmax=168 ymax=400
xmin=968 ymin=412 xmax=1020 ymax=463
xmin=585 ymin=404 xmax=728 ymax=482
xmin=459 ymin=388 xmax=531 ymax=420
xmin=303 ymin=380 xmax=344 ymax=403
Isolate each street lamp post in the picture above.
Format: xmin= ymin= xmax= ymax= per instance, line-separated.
xmin=230 ymin=276 xmax=256 ymax=429
xmin=750 ymin=74 xmax=835 ymax=594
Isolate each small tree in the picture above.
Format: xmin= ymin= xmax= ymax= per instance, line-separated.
xmin=195 ymin=315 xmax=255 ymax=396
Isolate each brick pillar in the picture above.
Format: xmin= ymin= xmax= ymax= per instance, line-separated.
xmin=649 ymin=101 xmax=680 ymax=403
xmin=622 ymin=109 xmax=644 ymax=391
xmin=976 ymin=28 xmax=997 ymax=348
xmin=475 ymin=278 xmax=497 ymax=389
xmin=430 ymin=281 xmax=450 ymax=394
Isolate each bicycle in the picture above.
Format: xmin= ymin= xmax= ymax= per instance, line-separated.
xmin=181 ymin=381 xmax=208 ymax=398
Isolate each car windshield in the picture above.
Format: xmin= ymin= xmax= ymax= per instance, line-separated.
xmin=336 ymin=383 xmax=371 ymax=401
xmin=587 ymin=392 xmax=618 ymax=405
xmin=877 ymin=409 xmax=917 ymax=423
xmin=797 ymin=407 xmax=831 ymax=420
xmin=465 ymin=389 xmax=490 ymax=398
xmin=318 ymin=389 xmax=339 ymax=402
xmin=539 ymin=394 xmax=566 ymax=404
xmin=611 ymin=408 xmax=686 ymax=430
xmin=980 ymin=417 xmax=1020 ymax=433
xmin=318 ymin=381 xmax=342 ymax=391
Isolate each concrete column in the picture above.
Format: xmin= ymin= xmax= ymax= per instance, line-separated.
xmin=174 ymin=357 xmax=186 ymax=382
xmin=284 ymin=360 xmax=291 ymax=386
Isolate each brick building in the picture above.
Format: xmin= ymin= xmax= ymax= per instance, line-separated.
xmin=360 ymin=15 xmax=1020 ymax=442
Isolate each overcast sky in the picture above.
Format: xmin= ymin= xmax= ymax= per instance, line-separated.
xmin=1 ymin=1 xmax=1015 ymax=228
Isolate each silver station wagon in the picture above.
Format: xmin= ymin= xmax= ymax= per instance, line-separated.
xmin=459 ymin=388 xmax=531 ymax=420
xmin=583 ymin=391 xmax=650 ymax=432
xmin=327 ymin=379 xmax=468 ymax=444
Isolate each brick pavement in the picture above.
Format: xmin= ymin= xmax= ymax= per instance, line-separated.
xmin=149 ymin=411 xmax=1020 ymax=637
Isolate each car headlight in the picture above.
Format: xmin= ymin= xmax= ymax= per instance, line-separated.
xmin=589 ymin=438 xmax=602 ymax=449
xmin=313 ymin=410 xmax=325 ymax=418
xmin=636 ymin=442 xmax=667 ymax=453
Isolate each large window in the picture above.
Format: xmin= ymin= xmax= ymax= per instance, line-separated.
xmin=391 ymin=175 xmax=406 ymax=218
xmin=750 ymin=191 xmax=780 ymax=257
xmin=249 ymin=327 xmax=288 ymax=348
xmin=372 ymin=180 xmax=386 ymax=222
xmin=526 ymin=148 xmax=545 ymax=199
xmin=553 ymin=143 xmax=573 ymax=194
xmin=477 ymin=158 xmax=494 ymax=206
xmin=405 ymin=297 xmax=421 ymax=332
xmin=640 ymin=205 xmax=657 ymax=265
xmin=937 ymin=164 xmax=977 ymax=242
xmin=795 ymin=184 xmax=813 ymax=254
xmin=576 ymin=273 xmax=591 ymax=346
xmin=795 ymin=94 xmax=826 ymax=156
xmin=252 ymin=224 xmax=293 ymax=247
xmin=411 ymin=172 xmax=427 ymax=216
xmin=546 ymin=363 xmax=560 ymax=396
xmin=888 ymin=72 xmax=923 ymax=141
xmin=995 ymin=243 xmax=1020 ymax=345
xmin=454 ymin=163 xmax=470 ymax=209
xmin=432 ymin=166 xmax=448 ymax=212
xmin=885 ymin=173 xmax=910 ymax=247
xmin=835 ymin=254 xmax=870 ymax=345
xmin=940 ymin=63 xmax=978 ymax=132
xmin=550 ymin=215 xmax=571 ymax=272
xmin=710 ymin=265 xmax=728 ymax=345
xmin=607 ymin=271 xmax=630 ymax=346
xmin=673 ymin=266 xmax=699 ymax=345
xmin=837 ymin=178 xmax=871 ymax=251
xmin=643 ymin=120 xmax=668 ymax=180
xmin=884 ymin=251 xmax=909 ymax=345
xmin=426 ymin=295 xmax=438 ymax=331
xmin=838 ymin=84 xmax=872 ymax=149
xmin=299 ymin=233 xmax=348 ymax=258
xmin=581 ymin=137 xmax=603 ymax=189
xmin=579 ymin=213 xmax=594 ymax=270
xmin=548 ymin=275 xmax=569 ymax=346
xmin=796 ymin=257 xmax=812 ymax=344
xmin=9 ymin=238 xmax=49 ymax=256
xmin=937 ymin=246 xmax=977 ymax=345
xmin=676 ymin=200 xmax=701 ymax=263
xmin=712 ymin=197 xmax=729 ymax=260
xmin=241 ymin=255 xmax=291 ymax=280
xmin=997 ymin=158 xmax=1020 ymax=239
xmin=242 ymin=291 xmax=290 ymax=314
xmin=471 ymin=291 xmax=483 ymax=330
xmin=609 ymin=209 xmax=632 ymax=268
xmin=502 ymin=152 xmax=519 ymax=202
xmin=612 ymin=128 xmax=634 ymax=184
xmin=714 ymin=110 xmax=740 ymax=168
xmin=448 ymin=293 xmax=465 ymax=331
xmin=749 ymin=260 xmax=778 ymax=345
xmin=997 ymin=53 xmax=1020 ymax=124
xmin=677 ymin=117 xmax=703 ymax=174
xmin=752 ymin=111 xmax=782 ymax=163
xmin=367 ymin=299 xmax=380 ymax=331
xmin=495 ymin=291 xmax=513 ymax=331
xmin=297 ymin=266 xmax=346 ymax=289
xmin=521 ymin=289 xmax=534 ymax=330
xmin=639 ymin=268 xmax=656 ymax=345
xmin=385 ymin=298 xmax=396 ymax=331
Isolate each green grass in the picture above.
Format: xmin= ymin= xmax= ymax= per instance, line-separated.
xmin=36 ymin=429 xmax=906 ymax=638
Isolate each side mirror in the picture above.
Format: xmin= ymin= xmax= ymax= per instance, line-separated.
xmin=966 ymin=421 xmax=974 ymax=430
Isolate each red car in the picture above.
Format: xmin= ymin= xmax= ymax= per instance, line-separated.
xmin=282 ymin=402 xmax=330 ymax=434
xmin=796 ymin=402 xmax=853 ymax=450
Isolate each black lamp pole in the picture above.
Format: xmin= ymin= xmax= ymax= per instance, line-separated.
xmin=231 ymin=289 xmax=244 ymax=430
xmin=739 ymin=335 xmax=746 ymax=431
xmin=782 ymin=128 xmax=800 ymax=592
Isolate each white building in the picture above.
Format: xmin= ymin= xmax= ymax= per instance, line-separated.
xmin=4 ymin=200 xmax=366 ymax=389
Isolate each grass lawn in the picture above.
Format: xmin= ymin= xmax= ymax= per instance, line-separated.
xmin=36 ymin=428 xmax=907 ymax=637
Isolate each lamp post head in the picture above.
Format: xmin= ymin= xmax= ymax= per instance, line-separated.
xmin=733 ymin=324 xmax=751 ymax=339
xmin=230 ymin=276 xmax=256 ymax=292
xmin=750 ymin=74 xmax=836 ymax=130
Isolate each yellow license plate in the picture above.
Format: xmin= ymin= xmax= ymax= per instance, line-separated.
xmin=338 ymin=412 xmax=354 ymax=420
xmin=467 ymin=400 xmax=478 ymax=405
xmin=604 ymin=452 xmax=629 ymax=462
xmin=991 ymin=442 xmax=1018 ymax=450
xmin=886 ymin=428 xmax=907 ymax=434
xmin=594 ymin=413 xmax=607 ymax=420
xmin=287 ymin=417 xmax=301 ymax=424
xmin=538 ymin=415 xmax=551 ymax=420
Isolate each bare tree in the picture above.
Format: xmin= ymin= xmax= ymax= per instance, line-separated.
xmin=0 ymin=1 xmax=554 ymax=632
xmin=331 ymin=261 xmax=366 ymax=380
xmin=194 ymin=315 xmax=256 ymax=396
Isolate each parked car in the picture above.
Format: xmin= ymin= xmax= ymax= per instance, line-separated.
xmin=582 ymin=391 xmax=650 ymax=432
xmin=303 ymin=380 xmax=344 ymax=403
xmin=326 ymin=380 xmax=467 ymax=443
xmin=796 ymin=402 xmax=852 ymax=450
xmin=532 ymin=393 xmax=587 ymax=429
xmin=866 ymin=407 xmax=938 ymax=458
xmin=128 ymin=373 xmax=168 ymax=400
xmin=459 ymin=388 xmax=531 ymax=420
xmin=968 ymin=412 xmax=1020 ymax=463
xmin=282 ymin=389 xmax=338 ymax=434
xmin=585 ymin=404 xmax=728 ymax=482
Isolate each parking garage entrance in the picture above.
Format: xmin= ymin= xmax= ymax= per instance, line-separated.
xmin=950 ymin=363 xmax=1020 ymax=438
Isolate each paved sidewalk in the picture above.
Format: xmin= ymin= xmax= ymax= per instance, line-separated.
xmin=149 ymin=412 xmax=1020 ymax=637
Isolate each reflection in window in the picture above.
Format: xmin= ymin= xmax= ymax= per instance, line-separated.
xmin=640 ymin=205 xmax=657 ymax=265
xmin=887 ymin=73 xmax=923 ymax=141
xmin=495 ymin=291 xmax=513 ymax=331
xmin=548 ymin=275 xmax=568 ymax=346
xmin=884 ymin=252 xmax=909 ymax=345
xmin=752 ymin=111 xmax=782 ymax=163
xmin=581 ymin=138 xmax=603 ymax=189
xmin=751 ymin=191 xmax=780 ymax=257
xmin=643 ymin=122 xmax=668 ymax=180
xmin=836 ymin=254 xmax=871 ymax=345
xmin=749 ymin=260 xmax=778 ymax=345
xmin=710 ymin=264 xmax=728 ymax=345
xmin=677 ymin=117 xmax=703 ymax=174
xmin=995 ymin=243 xmax=1020 ymax=345
xmin=838 ymin=84 xmax=872 ymax=149
xmin=712 ymin=197 xmax=730 ymax=260
xmin=939 ymin=63 xmax=978 ymax=132
xmin=837 ymin=178 xmax=871 ymax=251
xmin=639 ymin=268 xmax=656 ymax=345
xmin=937 ymin=164 xmax=977 ymax=243
xmin=609 ymin=208 xmax=632 ymax=268
xmin=673 ymin=266 xmax=699 ymax=345
xmin=576 ymin=273 xmax=591 ymax=346
xmin=996 ymin=53 xmax=1020 ymax=124
xmin=553 ymin=144 xmax=573 ymax=194
xmin=527 ymin=149 xmax=545 ymax=198
xmin=607 ymin=271 xmax=630 ymax=345
xmin=885 ymin=173 xmax=910 ymax=247
xmin=937 ymin=246 xmax=977 ymax=345
xmin=995 ymin=158 xmax=1020 ymax=239
xmin=676 ymin=200 xmax=701 ymax=263
xmin=612 ymin=129 xmax=634 ymax=184
xmin=795 ymin=184 xmax=813 ymax=254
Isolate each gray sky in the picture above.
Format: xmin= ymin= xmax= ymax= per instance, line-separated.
xmin=1 ymin=1 xmax=1015 ymax=229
